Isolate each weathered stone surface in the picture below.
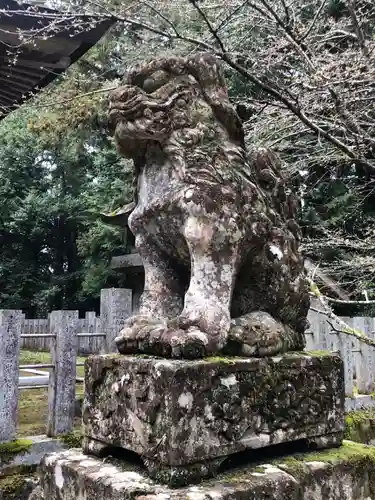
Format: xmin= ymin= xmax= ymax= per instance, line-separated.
xmin=82 ymin=352 xmax=344 ymax=484
xmin=47 ymin=311 xmax=78 ymax=437
xmin=100 ymin=288 xmax=132 ymax=353
xmin=31 ymin=441 xmax=375 ymax=499
xmin=108 ymin=53 xmax=309 ymax=358
xmin=0 ymin=310 xmax=23 ymax=443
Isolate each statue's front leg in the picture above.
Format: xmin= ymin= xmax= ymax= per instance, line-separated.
xmin=116 ymin=234 xmax=184 ymax=354
xmin=176 ymin=215 xmax=242 ymax=354
xmin=136 ymin=234 xmax=183 ymax=319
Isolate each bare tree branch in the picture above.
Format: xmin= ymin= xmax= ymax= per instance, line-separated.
xmin=309 ymin=279 xmax=375 ymax=348
xmin=325 ymin=297 xmax=375 ymax=305
xmin=187 ymin=0 xmax=226 ymax=52
xmin=300 ymin=0 xmax=328 ymax=41
xmin=346 ymin=0 xmax=369 ymax=56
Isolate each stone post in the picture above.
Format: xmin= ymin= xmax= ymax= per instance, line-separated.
xmin=47 ymin=310 xmax=78 ymax=437
xmin=100 ymin=288 xmax=132 ymax=353
xmin=0 ymin=310 xmax=22 ymax=443
xmin=86 ymin=311 xmax=97 ymax=355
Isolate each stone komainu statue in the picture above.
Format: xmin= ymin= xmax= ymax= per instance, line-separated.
xmin=108 ymin=53 xmax=309 ymax=358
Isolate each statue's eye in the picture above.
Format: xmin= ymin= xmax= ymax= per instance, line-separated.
xmin=142 ymin=70 xmax=170 ymax=93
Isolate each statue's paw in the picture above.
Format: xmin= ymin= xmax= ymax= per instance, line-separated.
xmin=225 ymin=311 xmax=297 ymax=357
xmin=115 ymin=315 xmax=165 ymax=354
xmin=116 ymin=323 xmax=210 ymax=359
xmin=134 ymin=326 xmax=210 ymax=359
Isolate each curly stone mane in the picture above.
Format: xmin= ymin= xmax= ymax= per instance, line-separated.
xmin=108 ymin=54 xmax=253 ymax=195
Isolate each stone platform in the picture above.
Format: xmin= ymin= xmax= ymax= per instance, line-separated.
xmin=82 ymin=352 xmax=344 ymax=485
xmin=29 ymin=442 xmax=375 ymax=500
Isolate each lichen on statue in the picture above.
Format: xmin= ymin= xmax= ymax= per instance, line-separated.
xmin=108 ymin=53 xmax=309 ymax=359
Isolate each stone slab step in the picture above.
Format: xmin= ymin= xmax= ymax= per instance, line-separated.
xmin=32 ymin=441 xmax=375 ymax=500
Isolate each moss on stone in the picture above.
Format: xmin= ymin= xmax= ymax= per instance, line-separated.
xmin=304 ymin=350 xmax=332 ymax=357
xmin=275 ymin=441 xmax=375 ymax=473
xmin=0 ymin=472 xmax=36 ymax=500
xmin=205 ymin=351 xmax=332 ymax=364
xmin=58 ymin=430 xmax=83 ymax=448
xmin=215 ymin=441 xmax=375 ymax=485
xmin=0 ymin=475 xmax=26 ymax=495
xmin=0 ymin=440 xmax=32 ymax=466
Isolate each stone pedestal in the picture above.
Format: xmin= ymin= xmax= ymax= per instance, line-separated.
xmin=30 ymin=442 xmax=375 ymax=500
xmin=82 ymin=352 xmax=344 ymax=485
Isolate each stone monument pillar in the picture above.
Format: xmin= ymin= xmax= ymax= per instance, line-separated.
xmin=30 ymin=54 xmax=355 ymax=500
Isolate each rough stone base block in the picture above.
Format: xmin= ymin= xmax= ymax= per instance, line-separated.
xmin=83 ymin=352 xmax=344 ymax=484
xmin=32 ymin=442 xmax=375 ymax=500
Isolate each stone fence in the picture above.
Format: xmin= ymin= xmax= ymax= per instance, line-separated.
xmin=0 ymin=288 xmax=132 ymax=443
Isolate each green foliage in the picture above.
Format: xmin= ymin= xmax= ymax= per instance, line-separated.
xmin=0 ymin=101 xmax=129 ymax=315
xmin=58 ymin=430 xmax=83 ymax=448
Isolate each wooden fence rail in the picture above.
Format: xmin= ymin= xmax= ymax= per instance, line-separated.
xmin=20 ymin=313 xmax=103 ymax=354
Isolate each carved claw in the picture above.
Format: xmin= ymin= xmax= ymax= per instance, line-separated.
xmin=168 ymin=328 xmax=209 ymax=359
xmin=115 ymin=316 xmax=210 ymax=359
xmin=115 ymin=315 xmax=163 ymax=354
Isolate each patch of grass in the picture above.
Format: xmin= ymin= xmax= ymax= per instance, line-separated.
xmin=345 ymin=409 xmax=375 ymax=443
xmin=18 ymin=387 xmax=49 ymax=437
xmin=18 ymin=387 xmax=83 ymax=437
xmin=19 ymin=350 xmax=86 ymax=377
xmin=19 ymin=351 xmax=51 ymax=366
